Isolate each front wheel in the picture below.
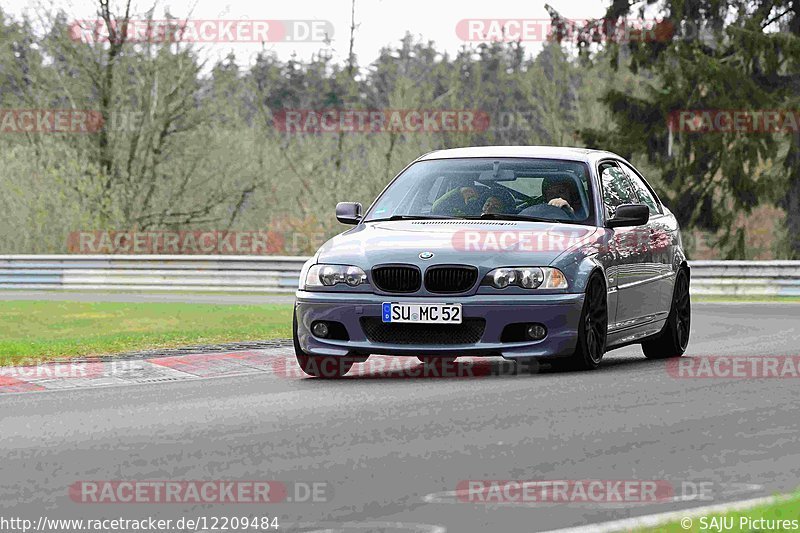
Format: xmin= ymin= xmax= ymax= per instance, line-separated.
xmin=293 ymin=312 xmax=353 ymax=378
xmin=554 ymin=274 xmax=608 ymax=371
xmin=553 ymin=274 xmax=608 ymax=370
xmin=642 ymin=268 xmax=690 ymax=359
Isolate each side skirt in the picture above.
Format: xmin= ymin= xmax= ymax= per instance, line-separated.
xmin=606 ymin=317 xmax=667 ymax=351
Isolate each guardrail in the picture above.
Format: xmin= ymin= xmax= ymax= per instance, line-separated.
xmin=689 ymin=260 xmax=800 ymax=297
xmin=0 ymin=256 xmax=798 ymax=296
xmin=0 ymin=255 xmax=308 ymax=293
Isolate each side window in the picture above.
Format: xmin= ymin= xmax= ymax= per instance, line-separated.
xmin=599 ymin=161 xmax=636 ymax=217
xmin=619 ymin=162 xmax=661 ymax=215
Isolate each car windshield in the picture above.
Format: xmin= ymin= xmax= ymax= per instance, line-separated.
xmin=364 ymin=158 xmax=594 ymax=225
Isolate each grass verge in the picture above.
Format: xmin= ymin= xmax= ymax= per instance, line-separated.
xmin=693 ymin=295 xmax=800 ymax=303
xmin=0 ymin=300 xmax=293 ymax=364
xmin=639 ymin=491 xmax=800 ymax=532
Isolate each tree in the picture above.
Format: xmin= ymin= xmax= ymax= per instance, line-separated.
xmin=564 ymin=1 xmax=800 ymax=258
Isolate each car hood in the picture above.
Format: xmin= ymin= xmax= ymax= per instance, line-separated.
xmin=315 ymin=220 xmax=602 ymax=269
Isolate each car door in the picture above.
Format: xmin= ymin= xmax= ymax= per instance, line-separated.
xmin=618 ymin=160 xmax=674 ymax=318
xmin=598 ymin=160 xmax=654 ymax=329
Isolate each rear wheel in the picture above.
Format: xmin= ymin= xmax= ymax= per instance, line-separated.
xmin=293 ymin=312 xmax=353 ymax=378
xmin=642 ymin=268 xmax=690 ymax=359
xmin=555 ymin=274 xmax=608 ymax=371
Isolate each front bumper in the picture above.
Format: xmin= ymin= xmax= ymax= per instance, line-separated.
xmin=294 ymin=290 xmax=585 ymax=360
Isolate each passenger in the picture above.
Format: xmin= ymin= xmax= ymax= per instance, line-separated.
xmin=431 ymin=185 xmax=481 ymax=216
xmin=481 ymin=188 xmax=515 ymax=215
xmin=481 ymin=195 xmax=505 ymax=214
xmin=432 ymin=186 xmax=515 ymax=216
xmin=460 ymin=187 xmax=480 ymax=209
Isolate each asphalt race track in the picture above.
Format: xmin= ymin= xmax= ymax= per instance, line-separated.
xmin=1 ymin=302 xmax=799 ymax=533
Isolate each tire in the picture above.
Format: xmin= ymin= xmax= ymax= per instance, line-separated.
xmin=293 ymin=312 xmax=353 ymax=378
xmin=554 ymin=273 xmax=608 ymax=371
xmin=642 ymin=268 xmax=690 ymax=359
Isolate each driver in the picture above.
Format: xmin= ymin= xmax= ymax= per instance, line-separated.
xmin=542 ymin=176 xmax=580 ymax=217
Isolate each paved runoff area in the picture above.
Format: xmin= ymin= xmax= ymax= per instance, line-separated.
xmin=1 ymin=303 xmax=799 ymax=533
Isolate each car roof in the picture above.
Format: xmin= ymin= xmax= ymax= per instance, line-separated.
xmin=415 ymin=145 xmax=620 ymax=164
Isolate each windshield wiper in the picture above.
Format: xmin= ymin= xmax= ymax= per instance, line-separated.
xmin=367 ymin=214 xmax=457 ymax=222
xmin=460 ymin=213 xmax=565 ymax=223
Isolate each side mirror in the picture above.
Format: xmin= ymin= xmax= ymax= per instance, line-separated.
xmin=336 ymin=202 xmax=362 ymax=225
xmin=606 ymin=204 xmax=649 ymax=228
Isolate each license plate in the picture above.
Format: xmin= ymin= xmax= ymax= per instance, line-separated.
xmin=382 ymin=303 xmax=462 ymax=324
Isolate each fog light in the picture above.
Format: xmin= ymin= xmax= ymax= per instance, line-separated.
xmin=525 ymin=323 xmax=547 ymax=340
xmin=311 ymin=321 xmax=329 ymax=338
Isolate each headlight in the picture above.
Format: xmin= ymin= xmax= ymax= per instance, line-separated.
xmin=483 ymin=267 xmax=568 ymax=289
xmin=305 ymin=264 xmax=368 ymax=289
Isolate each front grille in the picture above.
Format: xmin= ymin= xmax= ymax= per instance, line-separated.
xmin=372 ymin=265 xmax=421 ymax=293
xmin=360 ymin=317 xmax=486 ymax=345
xmin=424 ymin=266 xmax=479 ymax=293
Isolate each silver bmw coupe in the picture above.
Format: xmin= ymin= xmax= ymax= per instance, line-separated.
xmin=293 ymin=146 xmax=690 ymax=377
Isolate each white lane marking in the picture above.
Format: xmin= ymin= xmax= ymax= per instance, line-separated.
xmin=537 ymin=494 xmax=786 ymax=533
xmin=722 ymin=483 xmax=765 ymax=496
